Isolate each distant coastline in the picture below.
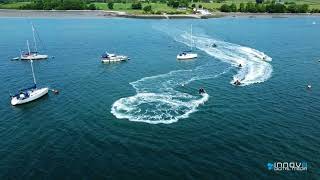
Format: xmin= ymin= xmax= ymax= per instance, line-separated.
xmin=0 ymin=9 xmax=319 ymax=19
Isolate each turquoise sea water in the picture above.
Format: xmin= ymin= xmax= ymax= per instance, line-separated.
xmin=0 ymin=17 xmax=319 ymax=179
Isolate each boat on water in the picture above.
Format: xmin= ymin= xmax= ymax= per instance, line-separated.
xmin=10 ymin=60 xmax=48 ymax=106
xmin=18 ymin=24 xmax=48 ymax=60
xmin=234 ymin=80 xmax=241 ymax=86
xmin=20 ymin=51 xmax=48 ymax=60
xmin=101 ymin=52 xmax=129 ymax=63
xmin=177 ymin=25 xmax=198 ymax=60
xmin=177 ymin=51 xmax=198 ymax=60
xmin=199 ymin=88 xmax=206 ymax=94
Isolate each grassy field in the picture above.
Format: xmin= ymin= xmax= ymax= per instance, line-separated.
xmin=195 ymin=0 xmax=320 ymax=11
xmin=293 ymin=0 xmax=320 ymax=9
xmin=94 ymin=2 xmax=185 ymax=14
xmin=0 ymin=2 xmax=30 ymax=9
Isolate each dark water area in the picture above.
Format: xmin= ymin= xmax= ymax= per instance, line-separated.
xmin=0 ymin=17 xmax=319 ymax=179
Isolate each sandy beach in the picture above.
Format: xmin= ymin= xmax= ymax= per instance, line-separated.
xmin=0 ymin=9 xmax=319 ymax=19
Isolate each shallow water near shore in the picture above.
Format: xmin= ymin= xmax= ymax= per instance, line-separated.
xmin=0 ymin=17 xmax=320 ymax=179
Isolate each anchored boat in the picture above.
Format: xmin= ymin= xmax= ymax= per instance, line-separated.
xmin=10 ymin=60 xmax=48 ymax=106
xmin=19 ymin=24 xmax=48 ymax=60
xmin=177 ymin=51 xmax=198 ymax=60
xmin=101 ymin=52 xmax=129 ymax=63
xmin=177 ymin=25 xmax=198 ymax=60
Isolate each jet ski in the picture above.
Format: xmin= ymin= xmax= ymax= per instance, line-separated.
xmin=199 ymin=88 xmax=206 ymax=94
xmin=234 ymin=80 xmax=241 ymax=86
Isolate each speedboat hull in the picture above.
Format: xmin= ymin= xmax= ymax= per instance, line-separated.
xmin=101 ymin=56 xmax=128 ymax=63
xmin=21 ymin=54 xmax=48 ymax=60
xmin=177 ymin=53 xmax=198 ymax=60
xmin=11 ymin=87 xmax=49 ymax=106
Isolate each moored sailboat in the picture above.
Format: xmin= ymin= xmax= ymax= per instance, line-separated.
xmin=20 ymin=24 xmax=48 ymax=60
xmin=177 ymin=25 xmax=198 ymax=60
xmin=10 ymin=60 xmax=49 ymax=106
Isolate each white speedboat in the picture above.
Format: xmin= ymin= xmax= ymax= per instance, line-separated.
xmin=101 ymin=52 xmax=128 ymax=63
xmin=177 ymin=24 xmax=198 ymax=60
xmin=19 ymin=24 xmax=48 ymax=60
xmin=177 ymin=51 xmax=198 ymax=60
xmin=10 ymin=60 xmax=49 ymax=106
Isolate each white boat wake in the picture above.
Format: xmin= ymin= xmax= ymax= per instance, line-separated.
xmin=111 ymin=64 xmax=229 ymax=124
xmin=111 ymin=26 xmax=273 ymax=124
xmin=177 ymin=33 xmax=273 ymax=86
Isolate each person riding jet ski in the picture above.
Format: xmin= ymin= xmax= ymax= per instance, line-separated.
xmin=234 ymin=80 xmax=241 ymax=86
xmin=199 ymin=88 xmax=206 ymax=94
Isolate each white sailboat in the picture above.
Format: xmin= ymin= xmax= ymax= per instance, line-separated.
xmin=20 ymin=24 xmax=48 ymax=60
xmin=10 ymin=58 xmax=49 ymax=106
xmin=177 ymin=24 xmax=198 ymax=60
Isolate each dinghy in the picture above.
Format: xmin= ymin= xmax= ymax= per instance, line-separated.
xmin=10 ymin=60 xmax=48 ymax=106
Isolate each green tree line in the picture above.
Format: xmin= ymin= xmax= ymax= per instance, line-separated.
xmin=20 ymin=0 xmax=97 ymax=10
xmin=220 ymin=1 xmax=312 ymax=13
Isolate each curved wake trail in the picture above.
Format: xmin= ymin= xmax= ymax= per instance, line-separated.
xmin=111 ymin=25 xmax=273 ymax=124
xmin=111 ymin=64 xmax=229 ymax=124
xmin=177 ymin=33 xmax=273 ymax=86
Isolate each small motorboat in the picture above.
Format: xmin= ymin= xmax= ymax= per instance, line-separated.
xmin=262 ymin=56 xmax=267 ymax=61
xmin=307 ymin=84 xmax=312 ymax=89
xmin=10 ymin=60 xmax=49 ymax=106
xmin=177 ymin=51 xmax=198 ymax=60
xmin=51 ymin=89 xmax=60 ymax=94
xmin=101 ymin=52 xmax=128 ymax=63
xmin=253 ymin=54 xmax=268 ymax=61
xmin=12 ymin=57 xmax=20 ymax=60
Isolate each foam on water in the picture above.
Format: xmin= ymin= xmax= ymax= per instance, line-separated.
xmin=111 ymin=64 xmax=229 ymax=124
xmin=111 ymin=26 xmax=273 ymax=124
xmin=177 ymin=33 xmax=273 ymax=86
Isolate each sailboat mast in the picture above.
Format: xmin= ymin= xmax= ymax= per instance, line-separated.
xmin=30 ymin=60 xmax=37 ymax=86
xmin=32 ymin=24 xmax=38 ymax=53
xmin=27 ymin=40 xmax=31 ymax=55
xmin=190 ymin=24 xmax=193 ymax=51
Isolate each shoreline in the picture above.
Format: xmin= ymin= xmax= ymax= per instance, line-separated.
xmin=0 ymin=9 xmax=320 ymax=19
xmin=0 ymin=9 xmax=108 ymax=18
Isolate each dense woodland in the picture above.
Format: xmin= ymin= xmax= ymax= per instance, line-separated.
xmin=21 ymin=0 xmax=97 ymax=10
